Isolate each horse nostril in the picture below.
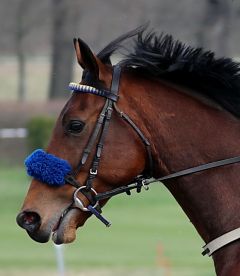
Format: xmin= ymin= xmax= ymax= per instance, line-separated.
xmin=16 ymin=211 xmax=41 ymax=233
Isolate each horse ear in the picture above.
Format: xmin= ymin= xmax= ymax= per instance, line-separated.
xmin=73 ymin=38 xmax=107 ymax=80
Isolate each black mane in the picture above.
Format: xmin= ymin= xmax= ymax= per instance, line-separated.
xmin=98 ymin=28 xmax=240 ymax=117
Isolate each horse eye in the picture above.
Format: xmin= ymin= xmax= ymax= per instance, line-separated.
xmin=67 ymin=120 xmax=85 ymax=133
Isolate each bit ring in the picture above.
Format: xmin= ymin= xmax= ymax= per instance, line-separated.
xmin=73 ymin=186 xmax=99 ymax=211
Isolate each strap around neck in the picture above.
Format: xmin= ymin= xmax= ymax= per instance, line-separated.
xmin=202 ymin=227 xmax=240 ymax=256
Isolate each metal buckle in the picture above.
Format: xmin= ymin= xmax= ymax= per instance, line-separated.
xmin=73 ymin=186 xmax=99 ymax=212
xmin=142 ymin=179 xmax=149 ymax=191
xmin=90 ymin=168 xmax=98 ymax=175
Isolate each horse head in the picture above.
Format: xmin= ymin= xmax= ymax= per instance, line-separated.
xmin=16 ymin=38 xmax=148 ymax=244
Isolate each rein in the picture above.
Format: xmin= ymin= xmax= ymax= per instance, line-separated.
xmin=94 ymin=156 xmax=240 ymax=202
xmin=25 ymin=65 xmax=240 ymax=257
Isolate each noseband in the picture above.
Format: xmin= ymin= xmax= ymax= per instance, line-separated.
xmin=25 ymin=65 xmax=240 ymax=257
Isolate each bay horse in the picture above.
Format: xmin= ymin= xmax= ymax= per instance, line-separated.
xmin=17 ymin=26 xmax=240 ymax=275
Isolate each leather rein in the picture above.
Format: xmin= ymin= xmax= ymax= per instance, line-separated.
xmin=66 ymin=65 xmax=240 ymax=257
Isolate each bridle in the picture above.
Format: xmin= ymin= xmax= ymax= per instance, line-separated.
xmin=65 ymin=65 xmax=153 ymax=226
xmin=26 ymin=65 xmax=240 ymax=257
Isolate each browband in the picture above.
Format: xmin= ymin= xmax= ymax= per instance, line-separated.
xmin=69 ymin=82 xmax=119 ymax=102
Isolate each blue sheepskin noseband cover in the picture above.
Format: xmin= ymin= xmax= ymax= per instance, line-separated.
xmin=24 ymin=149 xmax=72 ymax=186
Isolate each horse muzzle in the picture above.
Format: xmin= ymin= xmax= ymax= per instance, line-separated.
xmin=16 ymin=211 xmax=41 ymax=233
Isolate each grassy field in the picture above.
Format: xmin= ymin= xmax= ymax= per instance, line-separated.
xmin=0 ymin=166 xmax=215 ymax=276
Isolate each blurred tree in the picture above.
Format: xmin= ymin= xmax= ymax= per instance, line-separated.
xmin=198 ymin=0 xmax=234 ymax=56
xmin=16 ymin=0 xmax=29 ymax=102
xmin=48 ymin=0 xmax=80 ymax=99
xmin=15 ymin=0 xmax=50 ymax=102
xmin=26 ymin=116 xmax=55 ymax=152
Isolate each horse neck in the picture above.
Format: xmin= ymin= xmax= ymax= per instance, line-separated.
xmin=122 ymin=75 xmax=240 ymax=275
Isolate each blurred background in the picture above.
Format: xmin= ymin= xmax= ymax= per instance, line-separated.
xmin=0 ymin=0 xmax=239 ymax=275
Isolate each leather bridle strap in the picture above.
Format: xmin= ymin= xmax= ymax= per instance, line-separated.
xmin=65 ymin=66 xmax=124 ymax=226
xmin=74 ymin=100 xmax=109 ymax=174
xmin=95 ymin=156 xmax=240 ymax=201
xmin=85 ymin=102 xmax=114 ymax=191
xmin=85 ymin=66 xmax=122 ymax=191
xmin=151 ymin=156 xmax=240 ymax=183
xmin=113 ymin=103 xmax=153 ymax=177
xmin=68 ymin=66 xmax=122 ymax=179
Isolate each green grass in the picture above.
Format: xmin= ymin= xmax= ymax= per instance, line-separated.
xmin=0 ymin=166 xmax=215 ymax=275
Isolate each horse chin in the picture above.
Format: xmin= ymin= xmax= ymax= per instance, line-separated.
xmin=51 ymin=208 xmax=81 ymax=244
xmin=27 ymin=229 xmax=51 ymax=243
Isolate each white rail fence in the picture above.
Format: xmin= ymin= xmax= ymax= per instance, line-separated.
xmin=0 ymin=128 xmax=28 ymax=138
xmin=54 ymin=244 xmax=65 ymax=276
